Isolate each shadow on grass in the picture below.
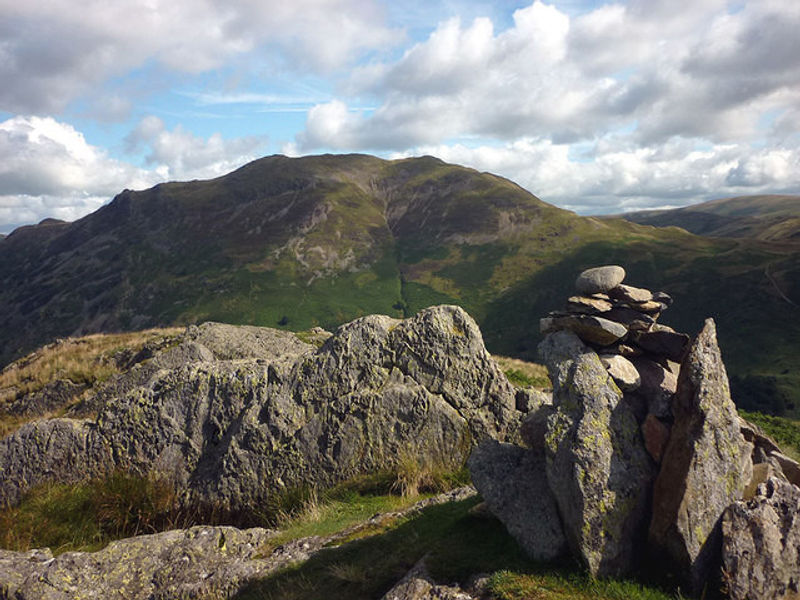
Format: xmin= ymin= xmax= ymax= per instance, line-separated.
xmin=233 ymin=496 xmax=680 ymax=600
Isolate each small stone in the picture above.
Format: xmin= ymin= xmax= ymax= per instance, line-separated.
xmin=540 ymin=314 xmax=628 ymax=346
xmin=575 ymin=265 xmax=626 ymax=295
xmin=630 ymin=300 xmax=665 ymax=314
xmin=633 ymin=328 xmax=690 ymax=362
xmin=599 ymin=354 xmax=641 ymax=392
xmin=566 ymin=295 xmax=613 ymax=313
xmin=641 ymin=414 xmax=671 ymax=463
xmin=653 ymin=291 xmax=673 ymax=308
xmin=608 ymin=284 xmax=653 ymax=303
xmin=743 ymin=462 xmax=781 ymax=500
xmin=602 ymin=307 xmax=656 ymax=332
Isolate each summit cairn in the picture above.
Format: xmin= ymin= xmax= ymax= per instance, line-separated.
xmin=469 ymin=265 xmax=800 ymax=598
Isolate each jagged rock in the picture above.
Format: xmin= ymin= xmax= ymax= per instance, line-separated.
xmin=539 ymin=330 xmax=655 ymax=577
xmin=566 ymin=295 xmax=613 ymax=313
xmin=631 ymin=358 xmax=677 ymax=419
xmin=739 ymin=417 xmax=782 ymax=455
xmin=649 ymin=319 xmax=752 ymax=593
xmin=381 ymin=557 xmax=475 ymax=600
xmin=468 ymin=440 xmax=567 ymax=561
xmin=721 ymin=477 xmax=800 ymax=600
xmin=608 ymin=284 xmax=653 ymax=303
xmin=0 ymin=306 xmax=521 ymax=512
xmin=575 ymin=265 xmax=626 ymax=295
xmin=540 ymin=314 xmax=628 ymax=346
xmin=599 ymin=354 xmax=641 ymax=392
xmin=641 ymin=414 xmax=670 ymax=463
xmin=633 ymin=327 xmax=690 ymax=362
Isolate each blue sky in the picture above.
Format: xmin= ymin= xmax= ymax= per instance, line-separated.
xmin=1 ymin=0 xmax=799 ymax=233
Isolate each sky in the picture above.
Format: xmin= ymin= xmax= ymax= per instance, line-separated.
xmin=1 ymin=0 xmax=799 ymax=234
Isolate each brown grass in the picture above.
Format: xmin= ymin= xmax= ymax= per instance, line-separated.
xmin=0 ymin=328 xmax=182 ymax=438
xmin=493 ymin=355 xmax=551 ymax=390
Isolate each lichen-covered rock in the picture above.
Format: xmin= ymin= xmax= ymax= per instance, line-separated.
xmin=721 ymin=477 xmax=800 ymax=600
xmin=648 ymin=318 xmax=752 ymax=593
xmin=0 ymin=306 xmax=521 ymax=512
xmin=468 ymin=440 xmax=567 ymax=560
xmin=0 ymin=418 xmax=113 ymax=506
xmin=539 ymin=330 xmax=655 ymax=577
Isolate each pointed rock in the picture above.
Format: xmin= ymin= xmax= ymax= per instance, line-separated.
xmin=648 ymin=319 xmax=752 ymax=593
xmin=539 ymin=330 xmax=655 ymax=577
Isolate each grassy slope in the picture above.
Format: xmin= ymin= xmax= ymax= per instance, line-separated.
xmin=1 ymin=155 xmax=798 ymax=414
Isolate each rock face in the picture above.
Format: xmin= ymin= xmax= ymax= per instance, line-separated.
xmin=539 ymin=330 xmax=655 ymax=577
xmin=721 ymin=477 xmax=800 ymax=600
xmin=649 ymin=319 xmax=751 ymax=593
xmin=468 ymin=440 xmax=567 ymax=560
xmin=0 ymin=306 xmax=521 ymax=511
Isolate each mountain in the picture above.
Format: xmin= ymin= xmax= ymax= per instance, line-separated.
xmin=614 ymin=194 xmax=800 ymax=242
xmin=2 ymin=154 xmax=799 ymax=414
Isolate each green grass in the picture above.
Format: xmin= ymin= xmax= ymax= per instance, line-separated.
xmin=235 ymin=494 xmax=680 ymax=600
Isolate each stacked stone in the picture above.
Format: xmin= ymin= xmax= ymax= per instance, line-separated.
xmin=539 ymin=265 xmax=688 ymax=463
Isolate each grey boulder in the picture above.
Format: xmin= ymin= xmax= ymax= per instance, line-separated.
xmin=468 ymin=440 xmax=567 ymax=561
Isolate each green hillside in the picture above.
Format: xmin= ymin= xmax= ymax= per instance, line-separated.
xmin=2 ymin=154 xmax=799 ymax=415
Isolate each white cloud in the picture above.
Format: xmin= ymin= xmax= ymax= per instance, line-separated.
xmin=126 ymin=116 xmax=267 ymax=180
xmin=397 ymin=137 xmax=800 ymax=214
xmin=0 ymin=0 xmax=401 ymax=114
xmin=298 ymin=0 xmax=800 ymax=150
xmin=0 ymin=115 xmax=267 ymax=233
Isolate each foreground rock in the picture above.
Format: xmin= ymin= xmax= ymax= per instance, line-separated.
xmin=721 ymin=477 xmax=800 ymax=600
xmin=0 ymin=306 xmax=521 ymax=510
xmin=539 ymin=330 xmax=654 ymax=577
xmin=649 ymin=319 xmax=752 ymax=593
xmin=0 ymin=488 xmax=476 ymax=600
xmin=468 ymin=440 xmax=567 ymax=560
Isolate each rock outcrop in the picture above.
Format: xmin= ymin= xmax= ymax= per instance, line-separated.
xmin=721 ymin=477 xmax=800 ymax=600
xmin=0 ymin=306 xmax=521 ymax=511
xmin=649 ymin=318 xmax=752 ymax=592
xmin=469 ymin=264 xmax=799 ymax=595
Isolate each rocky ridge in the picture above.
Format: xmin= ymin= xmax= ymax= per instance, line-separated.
xmin=470 ymin=265 xmax=800 ymax=599
xmin=0 ymin=305 xmax=522 ymax=512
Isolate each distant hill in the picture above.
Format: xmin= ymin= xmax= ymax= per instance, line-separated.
xmin=2 ymin=155 xmax=799 ymax=414
xmin=614 ymin=195 xmax=800 ymax=242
